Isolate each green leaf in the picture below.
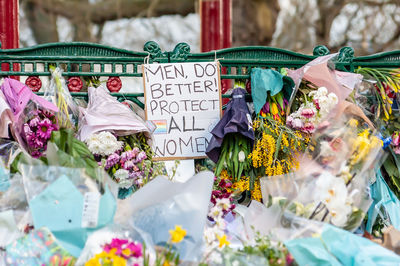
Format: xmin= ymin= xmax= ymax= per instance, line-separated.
xmin=274 ymin=130 xmax=283 ymax=161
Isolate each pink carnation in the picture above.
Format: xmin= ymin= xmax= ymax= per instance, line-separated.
xmin=292 ymin=118 xmax=304 ymax=129
xmin=301 ymin=108 xmax=315 ymax=119
xmin=301 ymin=122 xmax=315 ymax=133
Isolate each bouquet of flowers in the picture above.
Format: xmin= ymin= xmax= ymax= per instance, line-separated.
xmin=287 ymin=86 xmax=338 ymax=133
xmin=283 ymin=118 xmax=384 ymax=230
xmin=85 ymin=131 xmax=154 ymax=190
xmin=1 ymin=78 xmax=59 ymax=158
xmin=21 ymin=108 xmax=59 ymax=158
xmin=86 ymin=238 xmax=143 ymax=266
xmin=78 ymin=86 xmax=156 ymax=195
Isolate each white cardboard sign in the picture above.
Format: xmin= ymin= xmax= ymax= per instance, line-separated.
xmin=143 ymin=62 xmax=221 ymax=160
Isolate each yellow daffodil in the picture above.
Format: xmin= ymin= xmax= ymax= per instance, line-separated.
xmin=217 ymin=234 xmax=230 ymax=248
xmin=169 ymin=225 xmax=187 ymax=243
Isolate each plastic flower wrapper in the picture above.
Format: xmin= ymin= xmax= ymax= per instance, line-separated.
xmin=0 ymin=172 xmax=30 ymax=249
xmin=44 ymin=66 xmax=80 ymax=129
xmin=1 ymin=78 xmax=59 ymax=158
xmin=114 ymin=171 xmax=214 ymax=262
xmin=284 ymin=117 xmax=384 ymax=231
xmin=0 ymin=139 xmax=21 ymax=168
xmin=285 ymin=223 xmax=400 ymax=265
xmin=209 ymin=201 xmax=320 ymax=265
xmin=78 ymin=86 xmax=152 ymax=143
xmin=4 ymin=227 xmax=76 ymax=266
xmin=0 ymin=89 xmax=14 ymax=138
xmin=18 ymin=164 xmax=118 ymax=257
xmin=11 ymin=128 xmax=103 ymax=182
xmin=287 ymin=53 xmax=362 ymax=105
xmin=366 ymin=169 xmax=400 ymax=234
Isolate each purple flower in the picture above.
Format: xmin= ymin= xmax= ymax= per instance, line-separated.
xmin=31 ymin=150 xmax=42 ymax=158
xmin=135 ymin=151 xmax=147 ymax=163
xmin=120 ymin=150 xmax=136 ymax=162
xmin=36 ymin=118 xmax=53 ymax=139
xmin=262 ymin=102 xmax=270 ymax=114
xmin=29 ymin=117 xmax=40 ymax=127
xmin=105 ymin=153 xmax=120 ymax=170
xmin=123 ymin=160 xmax=135 ymax=170
xmin=129 ymin=171 xmax=143 ymax=179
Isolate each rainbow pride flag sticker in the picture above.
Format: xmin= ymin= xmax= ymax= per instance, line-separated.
xmin=152 ymin=120 xmax=167 ymax=134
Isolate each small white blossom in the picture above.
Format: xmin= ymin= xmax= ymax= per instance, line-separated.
xmin=238 ymin=150 xmax=246 ymax=162
xmin=209 ymin=206 xmax=222 ymax=219
xmin=214 ymin=216 xmax=226 ymax=230
xmin=215 ymin=198 xmax=231 ymax=211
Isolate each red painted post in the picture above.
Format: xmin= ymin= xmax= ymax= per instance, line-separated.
xmin=200 ymin=0 xmax=232 ymax=51
xmin=200 ymin=0 xmax=232 ymax=96
xmin=0 ymin=0 xmax=19 ymax=76
xmin=221 ymin=0 xmax=232 ymax=49
xmin=200 ymin=0 xmax=221 ymax=52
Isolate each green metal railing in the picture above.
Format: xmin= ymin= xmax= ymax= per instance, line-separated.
xmin=1 ymin=41 xmax=400 ymax=107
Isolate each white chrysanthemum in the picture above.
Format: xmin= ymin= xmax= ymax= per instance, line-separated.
xmin=85 ymin=131 xmax=123 ymax=156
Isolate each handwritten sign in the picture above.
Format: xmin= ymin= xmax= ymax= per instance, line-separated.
xmin=143 ymin=62 xmax=221 ymax=160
